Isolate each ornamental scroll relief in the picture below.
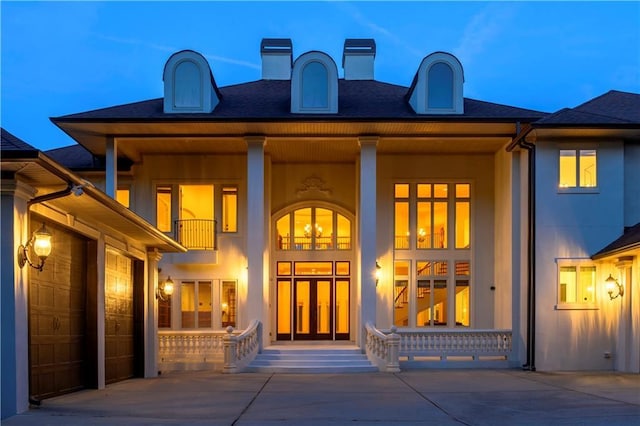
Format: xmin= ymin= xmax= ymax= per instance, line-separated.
xmin=296 ymin=175 xmax=332 ymax=198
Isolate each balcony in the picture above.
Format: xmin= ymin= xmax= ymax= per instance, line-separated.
xmin=165 ymin=219 xmax=218 ymax=265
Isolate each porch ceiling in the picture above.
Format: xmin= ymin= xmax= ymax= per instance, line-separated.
xmin=54 ymin=120 xmax=517 ymax=162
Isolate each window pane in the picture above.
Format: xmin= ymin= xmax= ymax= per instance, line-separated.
xmin=116 ymin=188 xmax=130 ymax=208
xmin=433 ymin=280 xmax=448 ymax=326
xmin=294 ymin=262 xmax=333 ymax=275
xmin=158 ymin=297 xmax=171 ymax=328
xmin=336 ymin=214 xmax=351 ymax=250
xmin=559 ymin=150 xmax=577 ymax=188
xmin=559 ymin=266 xmax=577 ymax=303
xmin=416 ymin=279 xmax=431 ymax=327
xmin=434 ymin=202 xmax=447 ymax=248
xmin=179 ymin=185 xmax=214 ymax=249
xmin=181 ymin=282 xmax=195 ymax=328
xmin=302 ymin=61 xmax=328 ymax=108
xmin=428 ymin=62 xmax=453 ymax=109
xmin=336 ymin=280 xmax=349 ymax=333
xmin=317 ymin=280 xmax=331 ymax=333
xmin=417 ymin=201 xmax=432 ymax=249
xmin=394 ymin=261 xmax=410 ymax=327
xmin=336 ymin=261 xmax=350 ymax=276
xmin=455 ymin=279 xmax=470 ymax=326
xmin=395 ymin=183 xmax=409 ymax=198
xmin=277 ymin=262 xmax=292 ymax=276
xmin=580 ymin=150 xmax=597 ymax=188
xmin=315 ymin=208 xmax=333 ymax=250
xmin=434 ymin=184 xmax=448 ymax=198
xmin=296 ymin=281 xmax=310 ymax=333
xmin=579 ymin=266 xmax=595 ymax=303
xmin=456 ymin=184 xmax=470 ymax=198
xmin=221 ymin=280 xmax=237 ymax=327
xmin=156 ymin=186 xmax=172 ymax=232
xmin=294 ymin=208 xmax=312 ymax=250
xmin=277 ymin=280 xmax=291 ymax=334
xmin=455 ymin=201 xmax=470 ymax=249
xmin=198 ymin=282 xmax=212 ymax=328
xmin=395 ymin=201 xmax=409 ymax=249
xmin=417 ymin=184 xmax=431 ymax=198
xmin=276 ymin=214 xmax=291 ymax=250
xmin=222 ymin=187 xmax=237 ymax=232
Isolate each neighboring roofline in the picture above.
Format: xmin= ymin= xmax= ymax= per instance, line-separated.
xmin=3 ymin=152 xmax=186 ymax=253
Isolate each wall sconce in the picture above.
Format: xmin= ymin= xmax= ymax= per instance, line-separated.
xmin=375 ymin=261 xmax=382 ymax=286
xmin=18 ymin=224 xmax=52 ymax=271
xmin=605 ymin=274 xmax=624 ymax=300
xmin=157 ymin=276 xmax=174 ymax=301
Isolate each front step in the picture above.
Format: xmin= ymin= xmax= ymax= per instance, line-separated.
xmin=245 ymin=347 xmax=378 ymax=373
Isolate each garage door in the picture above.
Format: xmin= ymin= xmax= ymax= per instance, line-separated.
xmin=105 ymin=249 xmax=134 ymax=384
xmin=29 ymin=218 xmax=89 ymax=400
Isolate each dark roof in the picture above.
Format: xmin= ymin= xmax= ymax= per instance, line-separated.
xmin=45 ymin=145 xmax=102 ymax=169
xmin=537 ymin=90 xmax=640 ymax=126
xmin=1 ymin=128 xmax=37 ymax=151
xmin=53 ymin=79 xmax=547 ymax=122
xmin=592 ymin=222 xmax=640 ymax=259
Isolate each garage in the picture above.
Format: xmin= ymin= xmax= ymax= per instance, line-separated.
xmin=29 ymin=217 xmax=92 ymax=401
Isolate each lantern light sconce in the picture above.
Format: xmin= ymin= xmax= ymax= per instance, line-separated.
xmin=157 ymin=276 xmax=175 ymax=301
xmin=375 ymin=261 xmax=382 ymax=286
xmin=605 ymin=274 xmax=624 ymax=300
xmin=17 ymin=224 xmax=52 ymax=271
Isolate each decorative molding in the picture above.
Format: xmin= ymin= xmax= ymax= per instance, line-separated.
xmin=296 ymin=175 xmax=332 ymax=198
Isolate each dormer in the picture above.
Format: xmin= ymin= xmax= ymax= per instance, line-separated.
xmin=163 ymin=50 xmax=221 ymax=114
xmin=408 ymin=52 xmax=464 ymax=115
xmin=291 ymin=51 xmax=338 ymax=114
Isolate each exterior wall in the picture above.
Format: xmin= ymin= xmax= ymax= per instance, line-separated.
xmin=535 ymin=140 xmax=624 ymax=370
xmin=376 ymin=153 xmax=496 ymax=329
xmin=624 ymin=142 xmax=640 ymax=227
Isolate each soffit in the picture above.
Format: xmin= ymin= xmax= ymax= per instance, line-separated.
xmin=528 ymin=127 xmax=640 ymax=141
xmin=56 ymin=121 xmax=517 ymax=162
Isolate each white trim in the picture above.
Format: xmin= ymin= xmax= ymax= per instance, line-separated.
xmin=409 ymin=52 xmax=464 ymax=115
xmin=291 ymin=51 xmax=338 ymax=114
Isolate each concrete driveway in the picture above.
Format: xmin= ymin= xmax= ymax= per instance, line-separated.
xmin=4 ymin=370 xmax=639 ymax=425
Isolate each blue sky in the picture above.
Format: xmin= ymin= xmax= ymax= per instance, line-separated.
xmin=2 ymin=1 xmax=639 ymax=151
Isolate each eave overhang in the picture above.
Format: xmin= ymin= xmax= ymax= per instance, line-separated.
xmin=2 ymin=153 xmax=186 ymax=253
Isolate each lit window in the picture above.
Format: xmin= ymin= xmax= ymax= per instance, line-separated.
xmin=156 ymin=186 xmax=172 ymax=232
xmin=116 ymin=188 xmax=130 ymax=208
xmin=558 ymin=264 xmax=596 ymax=307
xmin=276 ymin=207 xmax=351 ymax=251
xmin=559 ymin=149 xmax=597 ymax=189
xmin=222 ymin=187 xmax=237 ymax=232
xmin=181 ymin=281 xmax=212 ymax=328
xmin=221 ymin=280 xmax=237 ymax=328
xmin=393 ymin=260 xmax=410 ymax=328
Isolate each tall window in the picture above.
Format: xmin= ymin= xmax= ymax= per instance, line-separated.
xmin=276 ymin=207 xmax=351 ymax=251
xmin=428 ymin=62 xmax=454 ymax=109
xmin=559 ymin=149 xmax=597 ymax=189
xmin=156 ymin=186 xmax=172 ymax=232
xmin=302 ymin=61 xmax=328 ymax=109
xmin=222 ymin=187 xmax=238 ymax=232
xmin=221 ymin=280 xmax=237 ymax=327
xmin=558 ymin=264 xmax=596 ymax=306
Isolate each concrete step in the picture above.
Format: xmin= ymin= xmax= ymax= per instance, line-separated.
xmin=245 ymin=347 xmax=378 ymax=373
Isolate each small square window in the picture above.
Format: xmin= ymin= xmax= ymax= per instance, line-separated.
xmin=559 ymin=149 xmax=597 ymax=190
xmin=556 ymin=262 xmax=598 ymax=310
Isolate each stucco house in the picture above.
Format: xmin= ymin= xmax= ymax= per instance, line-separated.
xmin=2 ymin=38 xmax=638 ymax=418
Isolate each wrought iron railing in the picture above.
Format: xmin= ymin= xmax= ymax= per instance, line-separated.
xmin=174 ymin=219 xmax=217 ymax=250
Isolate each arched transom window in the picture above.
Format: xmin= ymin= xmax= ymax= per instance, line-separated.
xmin=276 ymin=207 xmax=351 ymax=251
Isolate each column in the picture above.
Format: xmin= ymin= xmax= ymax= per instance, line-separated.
xmin=245 ymin=136 xmax=266 ymax=328
xmin=616 ymin=257 xmax=633 ymax=372
xmin=146 ymin=249 xmax=162 ymax=377
xmin=358 ymin=137 xmax=378 ymax=346
xmin=105 ymin=136 xmax=117 ymax=198
xmin=0 ymin=180 xmax=35 ymax=418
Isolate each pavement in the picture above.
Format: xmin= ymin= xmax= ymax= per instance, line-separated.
xmin=3 ymin=370 xmax=639 ymax=425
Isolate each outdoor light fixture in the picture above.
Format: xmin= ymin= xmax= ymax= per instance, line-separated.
xmin=605 ymin=274 xmax=624 ymax=300
xmin=375 ymin=261 xmax=382 ymax=286
xmin=17 ymin=224 xmax=52 ymax=271
xmin=157 ymin=276 xmax=174 ymax=301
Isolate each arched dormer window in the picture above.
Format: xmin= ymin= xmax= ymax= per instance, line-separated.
xmin=291 ymin=51 xmax=338 ymax=114
xmin=163 ymin=50 xmax=221 ymax=114
xmin=408 ymin=52 xmax=464 ymax=115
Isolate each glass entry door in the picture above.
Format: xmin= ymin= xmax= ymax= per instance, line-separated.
xmin=294 ymin=279 xmax=332 ymax=340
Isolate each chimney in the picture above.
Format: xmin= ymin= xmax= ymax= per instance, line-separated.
xmin=261 ymin=38 xmax=292 ymax=80
xmin=342 ymin=39 xmax=376 ymax=80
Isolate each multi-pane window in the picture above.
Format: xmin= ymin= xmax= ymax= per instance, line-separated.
xmin=394 ymin=182 xmax=470 ymax=250
xmin=558 ymin=264 xmax=596 ymax=305
xmin=162 ymin=279 xmax=237 ymax=329
xmin=276 ymin=207 xmax=351 ymax=251
xmin=181 ymin=281 xmax=212 ymax=328
xmin=559 ymin=149 xmax=597 ymax=189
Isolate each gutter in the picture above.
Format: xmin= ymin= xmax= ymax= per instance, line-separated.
xmin=507 ymin=122 xmax=536 ymax=372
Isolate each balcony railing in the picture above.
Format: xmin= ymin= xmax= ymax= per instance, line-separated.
xmin=174 ymin=219 xmax=217 ymax=250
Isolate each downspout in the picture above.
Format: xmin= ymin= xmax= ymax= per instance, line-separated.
xmin=518 ymin=124 xmax=536 ymax=372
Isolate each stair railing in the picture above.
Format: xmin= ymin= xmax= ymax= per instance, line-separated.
xmin=364 ymin=322 xmax=400 ymax=372
xmin=222 ymin=320 xmax=262 ymax=373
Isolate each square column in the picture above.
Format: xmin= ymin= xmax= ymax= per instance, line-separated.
xmin=358 ymin=137 xmax=378 ymax=345
xmin=146 ymin=250 xmax=162 ymax=377
xmin=245 ymin=136 xmax=266 ymax=329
